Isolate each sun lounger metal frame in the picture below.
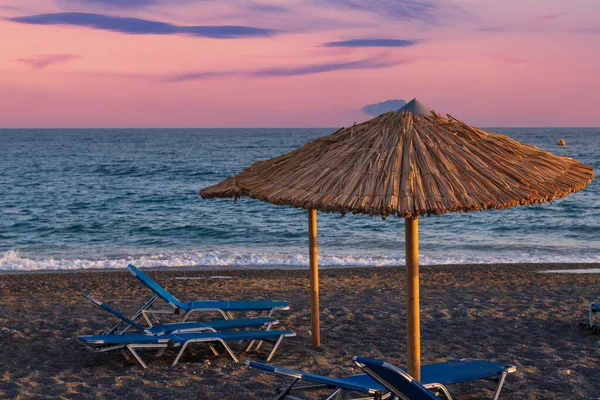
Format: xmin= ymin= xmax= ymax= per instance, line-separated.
xmin=83 ymin=293 xmax=278 ymax=336
xmin=589 ymin=302 xmax=600 ymax=326
xmin=247 ymin=361 xmax=392 ymax=400
xmin=80 ymin=330 xmax=295 ymax=368
xmin=126 ymin=264 xmax=290 ymax=321
xmin=106 ymin=294 xmax=160 ymax=334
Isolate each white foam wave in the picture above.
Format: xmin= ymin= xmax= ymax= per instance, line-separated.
xmin=1 ymin=249 xmax=599 ymax=272
xmin=539 ymin=268 xmax=600 ymax=274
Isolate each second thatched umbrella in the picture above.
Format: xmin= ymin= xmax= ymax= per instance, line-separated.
xmin=200 ymin=99 xmax=594 ymax=380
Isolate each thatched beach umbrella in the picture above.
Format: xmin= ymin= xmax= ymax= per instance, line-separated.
xmin=200 ymin=99 xmax=594 ymax=380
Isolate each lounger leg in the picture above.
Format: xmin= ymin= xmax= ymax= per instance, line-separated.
xmin=217 ymin=339 xmax=239 ymax=363
xmin=590 ymin=304 xmax=597 ymax=326
xmin=491 ymin=371 xmax=508 ymax=400
xmin=208 ymin=344 xmax=220 ymax=356
xmin=274 ymin=378 xmax=299 ymax=400
xmin=120 ymin=349 xmax=131 ymax=360
xmin=172 ymin=343 xmax=190 ymax=366
xmin=254 ymin=320 xmax=275 ymax=351
xmin=182 ymin=312 xmax=191 ymax=322
xmin=426 ymin=384 xmax=453 ymax=400
xmin=141 ymin=310 xmax=154 ymax=327
xmin=226 ymin=311 xmax=234 ymax=320
xmin=325 ymin=388 xmax=344 ymax=400
xmin=126 ymin=345 xmax=148 ymax=369
xmin=155 ymin=348 xmax=166 ymax=358
xmin=245 ymin=340 xmax=256 ymax=352
xmin=266 ymin=335 xmax=284 ymax=362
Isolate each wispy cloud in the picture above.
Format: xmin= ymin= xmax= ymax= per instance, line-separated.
xmin=63 ymin=0 xmax=158 ymax=9
xmin=161 ymin=71 xmax=236 ymax=82
xmin=245 ymin=2 xmax=288 ymax=13
xmin=1 ymin=5 xmax=22 ymax=12
xmin=569 ymin=27 xmax=600 ymax=35
xmin=325 ymin=0 xmax=436 ymax=22
xmin=537 ymin=12 xmax=567 ymax=21
xmin=476 ymin=27 xmax=509 ymax=33
xmin=253 ymin=58 xmax=403 ymax=77
xmin=324 ymin=39 xmax=421 ymax=48
xmin=7 ymin=12 xmax=278 ymax=38
xmin=163 ymin=56 xmax=407 ymax=82
xmin=15 ymin=54 xmax=80 ymax=69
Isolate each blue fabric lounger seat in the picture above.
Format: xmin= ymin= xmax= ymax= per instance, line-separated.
xmin=589 ymin=303 xmax=600 ymax=326
xmin=83 ymin=293 xmax=278 ymax=335
xmin=248 ymin=358 xmax=516 ymax=400
xmin=127 ymin=264 xmax=290 ymax=320
xmin=79 ymin=329 xmax=296 ymax=368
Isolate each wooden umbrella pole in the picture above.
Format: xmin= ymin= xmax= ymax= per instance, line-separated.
xmin=308 ymin=208 xmax=321 ymax=347
xmin=405 ymin=216 xmax=420 ymax=381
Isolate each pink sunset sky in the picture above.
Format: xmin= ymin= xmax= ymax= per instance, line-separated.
xmin=1 ymin=0 xmax=599 ymax=128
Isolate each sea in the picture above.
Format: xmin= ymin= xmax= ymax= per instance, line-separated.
xmin=0 ymin=128 xmax=598 ymax=272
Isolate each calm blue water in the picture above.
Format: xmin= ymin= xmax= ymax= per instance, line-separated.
xmin=0 ymin=128 xmax=598 ymax=271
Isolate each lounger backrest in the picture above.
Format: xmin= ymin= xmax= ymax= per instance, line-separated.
xmin=82 ymin=293 xmax=153 ymax=335
xmin=353 ymin=356 xmax=437 ymax=400
xmin=127 ymin=264 xmax=184 ymax=309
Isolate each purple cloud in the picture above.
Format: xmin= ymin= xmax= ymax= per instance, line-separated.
xmin=162 ymin=71 xmax=237 ymax=82
xmin=245 ymin=2 xmax=288 ymax=13
xmin=569 ymin=27 xmax=600 ymax=35
xmin=326 ymin=0 xmax=436 ymax=22
xmin=15 ymin=54 xmax=80 ymax=69
xmin=65 ymin=0 xmax=157 ymax=8
xmin=7 ymin=12 xmax=278 ymax=38
xmin=163 ymin=56 xmax=407 ymax=82
xmin=537 ymin=12 xmax=567 ymax=20
xmin=253 ymin=58 xmax=403 ymax=77
xmin=1 ymin=5 xmax=22 ymax=12
xmin=324 ymin=39 xmax=421 ymax=48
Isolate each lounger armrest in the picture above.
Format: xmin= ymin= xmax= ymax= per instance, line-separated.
xmin=246 ymin=361 xmax=302 ymax=378
xmin=503 ymin=364 xmax=517 ymax=374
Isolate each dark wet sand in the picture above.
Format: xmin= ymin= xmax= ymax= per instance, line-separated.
xmin=1 ymin=263 xmax=599 ymax=399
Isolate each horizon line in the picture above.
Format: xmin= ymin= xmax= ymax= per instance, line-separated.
xmin=1 ymin=126 xmax=600 ymax=130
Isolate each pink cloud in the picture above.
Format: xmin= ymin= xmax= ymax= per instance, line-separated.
xmin=15 ymin=54 xmax=80 ymax=69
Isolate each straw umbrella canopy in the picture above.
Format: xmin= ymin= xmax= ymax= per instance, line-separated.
xmin=200 ymin=98 xmax=594 ymax=380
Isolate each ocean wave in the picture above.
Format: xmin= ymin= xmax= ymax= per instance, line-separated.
xmin=1 ymin=249 xmax=599 ymax=272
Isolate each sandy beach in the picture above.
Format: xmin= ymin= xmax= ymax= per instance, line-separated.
xmin=1 ymin=263 xmax=599 ymax=399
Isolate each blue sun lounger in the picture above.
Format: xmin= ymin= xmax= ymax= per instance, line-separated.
xmin=127 ymin=264 xmax=290 ymax=321
xmin=248 ymin=357 xmax=516 ymax=400
xmin=79 ymin=329 xmax=296 ymax=368
xmin=353 ymin=356 xmax=440 ymax=400
xmin=354 ymin=356 xmax=516 ymax=400
xmin=589 ymin=302 xmax=600 ymax=326
xmin=83 ymin=293 xmax=278 ymax=336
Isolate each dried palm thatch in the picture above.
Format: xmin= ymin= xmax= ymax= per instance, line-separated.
xmin=200 ymin=109 xmax=594 ymax=218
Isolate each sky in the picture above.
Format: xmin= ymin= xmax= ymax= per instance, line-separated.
xmin=1 ymin=0 xmax=599 ymax=128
